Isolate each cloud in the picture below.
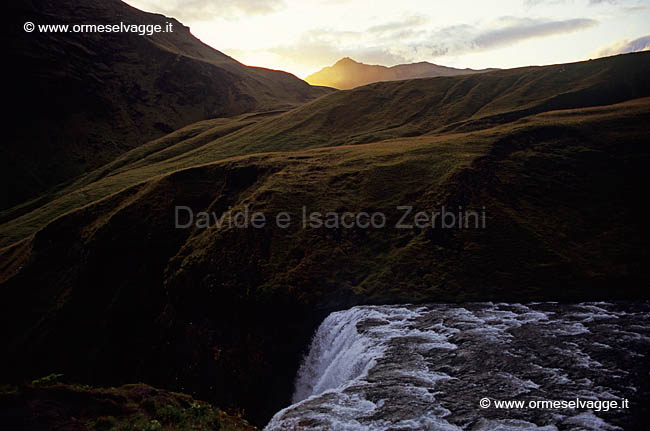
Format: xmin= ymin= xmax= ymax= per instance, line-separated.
xmin=588 ymin=0 xmax=626 ymax=4
xmin=525 ymin=0 xmax=637 ymax=5
xmin=524 ymin=0 xmax=568 ymax=6
xmin=594 ymin=35 xmax=650 ymax=57
xmin=226 ymin=14 xmax=600 ymax=76
xmin=127 ymin=0 xmax=285 ymax=21
xmin=388 ymin=18 xmax=598 ymax=60
xmin=254 ymin=20 xmax=433 ymax=71
xmin=472 ymin=18 xmax=598 ymax=50
xmin=273 ymin=44 xmax=409 ymax=68
xmin=366 ymin=16 xmax=430 ymax=35
xmin=232 ymin=29 xmax=413 ymax=74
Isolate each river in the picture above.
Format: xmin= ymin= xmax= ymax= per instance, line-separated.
xmin=265 ymin=302 xmax=650 ymax=431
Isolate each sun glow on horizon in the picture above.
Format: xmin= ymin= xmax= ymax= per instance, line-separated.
xmin=125 ymin=0 xmax=650 ymax=79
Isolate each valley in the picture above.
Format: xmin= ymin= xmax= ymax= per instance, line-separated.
xmin=2 ymin=1 xmax=650 ymax=429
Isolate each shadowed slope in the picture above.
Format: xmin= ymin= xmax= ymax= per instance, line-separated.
xmin=0 ymin=381 xmax=256 ymax=431
xmin=4 ymin=0 xmax=331 ymax=210
xmin=1 ymin=96 xmax=649 ymax=425
xmin=1 ymin=52 xmax=648 ymax=248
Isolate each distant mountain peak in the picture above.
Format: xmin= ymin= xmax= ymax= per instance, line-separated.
xmin=306 ymin=57 xmax=497 ymax=90
xmin=335 ymin=57 xmax=360 ymax=65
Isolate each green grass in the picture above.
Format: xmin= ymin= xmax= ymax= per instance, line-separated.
xmin=1 ymin=52 xmax=649 ymax=426
xmin=2 ymin=52 xmax=648 ymax=248
xmin=6 ymin=0 xmax=332 ymax=211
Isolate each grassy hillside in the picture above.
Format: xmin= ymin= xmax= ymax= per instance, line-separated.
xmin=1 ymin=51 xmax=649 ymax=425
xmin=1 ymin=96 xmax=649 ymax=425
xmin=4 ymin=0 xmax=331 ymax=210
xmin=1 ymin=52 xmax=648 ymax=248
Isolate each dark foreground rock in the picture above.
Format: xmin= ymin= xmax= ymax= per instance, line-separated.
xmin=0 ymin=380 xmax=256 ymax=431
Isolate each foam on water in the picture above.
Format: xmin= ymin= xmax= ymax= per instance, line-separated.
xmin=292 ymin=306 xmax=422 ymax=403
xmin=265 ymin=302 xmax=650 ymax=431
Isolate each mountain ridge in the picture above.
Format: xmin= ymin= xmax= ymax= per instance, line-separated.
xmin=2 ymin=51 xmax=650 ymax=425
xmin=4 ymin=0 xmax=332 ymax=211
xmin=306 ymin=56 xmax=497 ymax=89
xmin=1 ymin=52 xmax=649 ymax=249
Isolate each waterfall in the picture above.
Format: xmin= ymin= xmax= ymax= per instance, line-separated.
xmin=292 ymin=307 xmax=379 ymax=402
xmin=292 ymin=306 xmax=420 ymax=402
xmin=266 ymin=302 xmax=650 ymax=431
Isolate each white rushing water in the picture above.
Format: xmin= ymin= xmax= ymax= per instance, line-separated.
xmin=265 ymin=302 xmax=650 ymax=431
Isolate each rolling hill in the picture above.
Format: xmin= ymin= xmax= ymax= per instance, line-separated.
xmin=305 ymin=57 xmax=496 ymax=89
xmin=1 ymin=51 xmax=648 ymax=248
xmin=4 ymin=0 xmax=331 ymax=211
xmin=1 ymin=52 xmax=649 ymax=425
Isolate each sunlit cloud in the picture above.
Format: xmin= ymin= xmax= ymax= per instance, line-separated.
xmin=525 ymin=0 xmax=642 ymax=5
xmin=127 ymin=0 xmax=286 ymax=21
xmin=472 ymin=18 xmax=598 ymax=49
xmin=235 ymin=16 xmax=599 ymax=74
xmin=124 ymin=0 xmax=650 ymax=78
xmin=366 ymin=16 xmax=431 ymax=35
xmin=594 ymin=34 xmax=650 ymax=57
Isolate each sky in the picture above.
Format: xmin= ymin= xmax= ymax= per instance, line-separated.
xmin=124 ymin=0 xmax=650 ymax=78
